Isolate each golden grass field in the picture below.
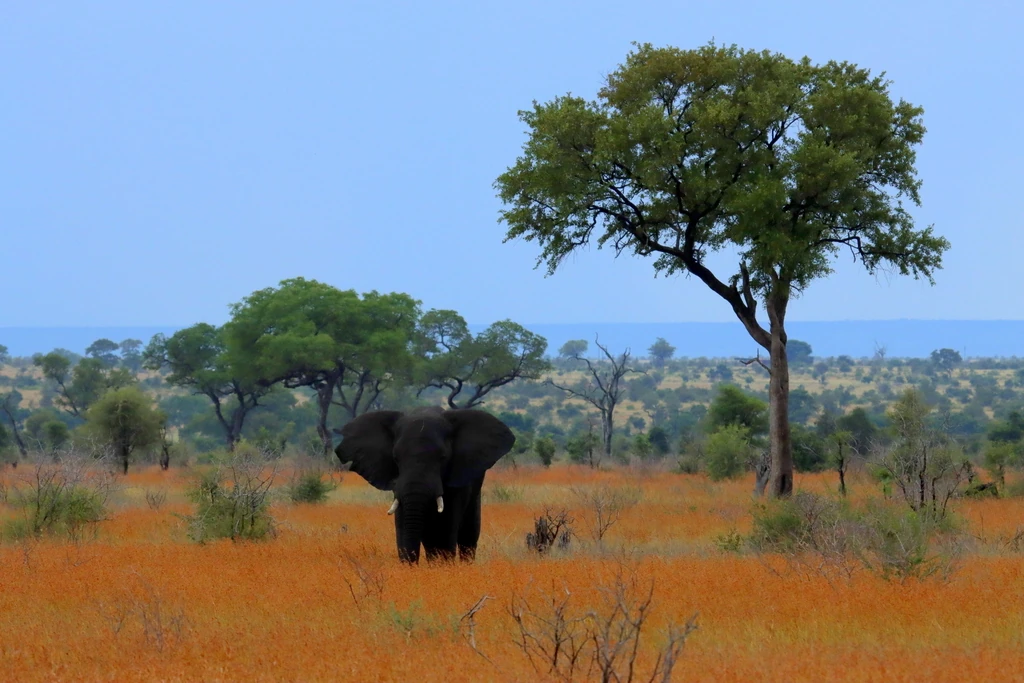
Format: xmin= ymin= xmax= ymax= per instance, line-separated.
xmin=2 ymin=463 xmax=1024 ymax=682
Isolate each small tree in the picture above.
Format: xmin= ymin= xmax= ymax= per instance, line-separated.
xmin=86 ymin=387 xmax=166 ymax=474
xmin=929 ymin=348 xmax=962 ymax=375
xmin=704 ymin=424 xmax=750 ymax=481
xmin=983 ymin=442 xmax=1018 ymax=489
xmin=647 ymin=426 xmax=671 ymax=456
xmin=880 ymin=389 xmax=969 ymax=518
xmin=144 ymin=324 xmax=273 ymax=451
xmin=647 ymin=337 xmax=676 ymax=368
xmin=547 ymin=338 xmax=639 ymax=460
xmin=565 ymin=421 xmax=601 ymax=468
xmin=85 ymin=339 xmax=121 ymax=368
xmin=631 ymin=433 xmax=653 ymax=460
xmin=533 ymin=435 xmax=556 ymax=467
xmin=0 ymin=390 xmax=28 ymax=462
xmin=706 ymin=385 xmax=768 ymax=438
xmin=34 ymin=352 xmax=134 ymax=418
xmin=830 ymin=430 xmax=854 ymax=496
xmin=787 ymin=340 xmax=813 ymax=366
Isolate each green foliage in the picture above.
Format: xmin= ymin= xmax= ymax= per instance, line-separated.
xmin=704 ymin=424 xmax=751 ymax=481
xmin=85 ymin=386 xmax=166 ymax=474
xmin=748 ymin=492 xmax=961 ymax=582
xmin=533 ymin=435 xmax=556 ymax=467
xmin=558 ymin=339 xmax=588 ymax=359
xmin=144 ymin=323 xmax=274 ymax=449
xmin=788 ymin=387 xmax=818 ymax=425
xmin=286 ymin=470 xmax=337 ymax=504
xmin=631 ymin=433 xmax=653 ymax=460
xmin=787 ymin=340 xmax=813 ymax=366
xmin=24 ymin=409 xmax=72 ymax=452
xmin=707 ymin=385 xmax=768 ymax=437
xmin=647 ymin=426 xmax=670 ymax=456
xmin=86 ymin=338 xmax=121 ymax=368
xmin=988 ymin=410 xmax=1024 ymax=443
xmin=647 ymin=337 xmax=676 ymax=367
xmin=983 ymin=442 xmax=1020 ymax=487
xmin=836 ymin=407 xmax=879 ymax=455
xmin=565 ymin=429 xmax=601 ymax=466
xmin=930 ymin=348 xmax=963 ymax=373
xmin=417 ymin=310 xmax=550 ymax=408
xmin=790 ymin=424 xmax=827 ymax=472
xmin=184 ymin=448 xmax=278 ymax=542
xmin=3 ymin=460 xmax=111 ymax=541
xmin=34 ymin=352 xmax=135 ymax=417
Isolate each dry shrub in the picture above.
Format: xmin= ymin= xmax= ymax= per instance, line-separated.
xmin=509 ymin=566 xmax=698 ymax=682
xmin=96 ymin=572 xmax=190 ymax=652
xmin=144 ymin=487 xmax=168 ymax=510
xmin=183 ymin=445 xmax=279 ymax=542
xmin=526 ymin=507 xmax=574 ymax=555
xmin=570 ymin=484 xmax=642 ymax=545
xmin=747 ymin=491 xmax=965 ymax=583
xmin=3 ymin=450 xmax=117 ymax=542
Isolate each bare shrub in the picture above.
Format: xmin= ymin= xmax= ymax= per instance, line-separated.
xmin=509 ymin=567 xmax=698 ymax=682
xmin=569 ymin=485 xmax=641 ymax=544
xmin=339 ymin=543 xmax=391 ymax=610
xmin=874 ymin=390 xmax=971 ymax=519
xmin=3 ymin=450 xmax=117 ymax=541
xmin=96 ymin=572 xmax=190 ymax=652
xmin=526 ymin=507 xmax=574 ymax=555
xmin=144 ymin=488 xmax=167 ymax=510
xmin=748 ymin=491 xmax=965 ymax=583
xmin=183 ymin=445 xmax=279 ymax=542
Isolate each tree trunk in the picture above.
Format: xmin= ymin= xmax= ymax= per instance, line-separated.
xmin=2 ymin=411 xmax=27 ymax=460
xmin=315 ymin=383 xmax=335 ymax=454
xmin=601 ymin=408 xmax=613 ymax=461
xmin=768 ymin=325 xmax=794 ymax=497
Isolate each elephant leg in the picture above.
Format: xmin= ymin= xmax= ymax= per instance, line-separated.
xmin=422 ymin=502 xmax=458 ymax=562
xmin=456 ymin=481 xmax=483 ymax=562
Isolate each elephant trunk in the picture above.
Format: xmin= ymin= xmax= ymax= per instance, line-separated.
xmin=394 ymin=493 xmax=433 ymax=564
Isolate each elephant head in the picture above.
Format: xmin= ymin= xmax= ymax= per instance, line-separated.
xmin=334 ymin=406 xmax=515 ymax=562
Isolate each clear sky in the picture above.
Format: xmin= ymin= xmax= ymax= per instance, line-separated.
xmin=3 ymin=1 xmax=1021 ymax=327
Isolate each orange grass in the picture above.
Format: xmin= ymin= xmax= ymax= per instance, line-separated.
xmin=2 ymin=465 xmax=1024 ymax=682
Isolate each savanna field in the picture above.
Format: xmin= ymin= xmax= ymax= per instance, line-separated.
xmin=2 ymin=463 xmax=1024 ymax=683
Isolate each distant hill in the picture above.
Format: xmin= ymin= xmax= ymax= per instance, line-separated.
xmin=1 ymin=320 xmax=1022 ymax=359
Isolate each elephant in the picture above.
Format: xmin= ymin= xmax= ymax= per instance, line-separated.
xmin=334 ymin=406 xmax=515 ymax=564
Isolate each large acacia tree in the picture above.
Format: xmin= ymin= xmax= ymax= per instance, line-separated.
xmin=143 ymin=324 xmax=273 ymax=450
xmin=496 ymin=42 xmax=948 ymax=497
xmin=416 ymin=310 xmax=550 ymax=408
xmin=225 ymin=278 xmax=421 ymax=453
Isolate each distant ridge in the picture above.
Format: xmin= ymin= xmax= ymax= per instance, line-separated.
xmin=1 ymin=321 xmax=1022 ymax=359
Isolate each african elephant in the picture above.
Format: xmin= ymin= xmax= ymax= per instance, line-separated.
xmin=334 ymin=406 xmax=515 ymax=563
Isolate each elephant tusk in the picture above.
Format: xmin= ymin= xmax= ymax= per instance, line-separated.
xmin=387 ymin=499 xmax=399 ymax=515
xmin=436 ymin=496 xmax=444 ymax=513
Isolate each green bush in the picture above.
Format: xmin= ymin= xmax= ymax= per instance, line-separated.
xmin=184 ymin=449 xmax=277 ymax=542
xmin=704 ymin=425 xmax=750 ymax=481
xmin=745 ymin=490 xmax=962 ymax=582
xmin=287 ymin=470 xmax=336 ymax=504
xmin=533 ymin=436 xmax=556 ymax=467
xmin=3 ymin=460 xmax=111 ymax=541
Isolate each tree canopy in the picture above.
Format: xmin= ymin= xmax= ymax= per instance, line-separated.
xmin=417 ymin=310 xmax=550 ymax=408
xmin=496 ymin=41 xmax=948 ymax=496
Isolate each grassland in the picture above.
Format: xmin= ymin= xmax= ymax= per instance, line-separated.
xmin=2 ymin=463 xmax=1023 ymax=682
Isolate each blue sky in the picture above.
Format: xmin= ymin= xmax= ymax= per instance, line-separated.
xmin=3 ymin=1 xmax=1021 ymax=327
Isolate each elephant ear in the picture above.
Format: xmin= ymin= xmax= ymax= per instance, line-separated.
xmin=443 ymin=409 xmax=515 ymax=487
xmin=334 ymin=411 xmax=403 ymax=491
